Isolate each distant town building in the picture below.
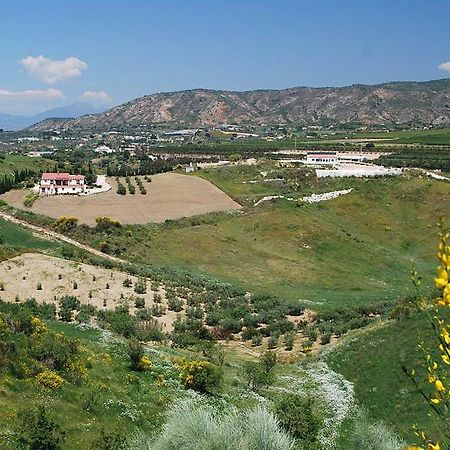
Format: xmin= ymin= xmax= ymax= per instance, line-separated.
xmin=306 ymin=151 xmax=338 ymax=165
xmin=39 ymin=173 xmax=85 ymax=195
xmin=94 ymin=145 xmax=115 ymax=154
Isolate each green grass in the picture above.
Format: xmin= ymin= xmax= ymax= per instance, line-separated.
xmin=326 ymin=310 xmax=448 ymax=444
xmin=0 ymin=317 xmax=266 ymax=449
xmin=91 ymin=170 xmax=449 ymax=310
xmin=0 ymin=155 xmax=54 ymax=176
xmin=0 ymin=218 xmax=86 ymax=262
xmin=0 ymin=321 xmax=173 ymax=449
xmin=0 ymin=218 xmax=59 ymax=255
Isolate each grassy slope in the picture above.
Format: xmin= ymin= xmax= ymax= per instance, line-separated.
xmin=0 ymin=218 xmax=59 ymax=259
xmin=326 ymin=310 xmax=448 ymax=444
xmin=0 ymin=320 xmax=264 ymax=450
xmin=0 ymin=323 xmax=170 ymax=449
xmin=0 ymin=155 xmax=54 ymax=176
xmin=115 ymin=172 xmax=449 ymax=310
xmin=0 ymin=218 xmax=83 ymax=263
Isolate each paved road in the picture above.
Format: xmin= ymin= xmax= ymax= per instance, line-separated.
xmin=0 ymin=210 xmax=123 ymax=264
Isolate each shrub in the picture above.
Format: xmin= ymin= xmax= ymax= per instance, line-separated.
xmin=168 ymin=296 xmax=183 ymax=312
xmin=251 ymin=333 xmax=263 ymax=346
xmin=175 ymin=358 xmax=222 ymax=394
xmin=349 ymin=410 xmax=405 ymax=450
xmin=16 ymin=405 xmax=66 ymax=450
xmin=135 ymin=297 xmax=145 ymax=308
xmin=36 ymin=370 xmax=65 ymax=390
xmin=76 ymin=304 xmax=96 ymax=324
xmin=146 ymin=400 xmax=294 ymax=450
xmin=30 ymin=330 xmax=81 ymax=374
xmin=58 ymin=296 xmax=80 ymax=322
xmin=54 ymin=216 xmax=78 ymax=232
xmin=134 ymin=278 xmax=147 ymax=294
xmin=320 ymin=332 xmax=332 ymax=345
xmin=23 ymin=192 xmax=40 ymax=208
xmin=127 ymin=339 xmax=145 ymax=371
xmin=95 ymin=216 xmax=122 ymax=233
xmin=138 ymin=318 xmax=165 ymax=342
xmin=305 ymin=325 xmax=318 ymax=342
xmin=151 ymin=304 xmax=166 ymax=317
xmin=94 ymin=428 xmax=127 ymax=450
xmin=284 ymin=332 xmax=295 ymax=351
xmin=242 ymin=351 xmax=277 ymax=392
xmin=275 ymin=394 xmax=321 ymax=446
xmin=117 ymin=183 xmax=126 ymax=195
xmin=268 ymin=334 xmax=279 ymax=349
xmin=123 ymin=277 xmax=133 ymax=288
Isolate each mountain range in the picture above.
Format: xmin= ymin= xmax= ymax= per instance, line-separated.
xmin=27 ymin=78 xmax=450 ymax=131
xmin=0 ymin=103 xmax=106 ymax=131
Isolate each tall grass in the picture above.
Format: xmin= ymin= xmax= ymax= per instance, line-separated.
xmin=128 ymin=400 xmax=294 ymax=450
xmin=349 ymin=411 xmax=406 ymax=450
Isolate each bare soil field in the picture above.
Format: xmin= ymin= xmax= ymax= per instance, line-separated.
xmin=0 ymin=253 xmax=178 ymax=330
xmin=1 ymin=173 xmax=242 ymax=225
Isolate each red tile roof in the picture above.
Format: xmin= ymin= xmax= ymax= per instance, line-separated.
xmin=41 ymin=173 xmax=85 ymax=181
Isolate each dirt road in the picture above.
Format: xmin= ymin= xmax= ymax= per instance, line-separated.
xmin=0 ymin=210 xmax=123 ymax=264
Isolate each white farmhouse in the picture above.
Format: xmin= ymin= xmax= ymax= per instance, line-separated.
xmin=306 ymin=151 xmax=338 ymax=165
xmin=40 ymin=173 xmax=86 ymax=195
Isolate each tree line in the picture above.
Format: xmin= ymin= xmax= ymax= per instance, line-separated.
xmin=0 ymin=169 xmax=38 ymax=195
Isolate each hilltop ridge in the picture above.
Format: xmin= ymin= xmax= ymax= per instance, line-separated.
xmin=29 ymin=78 xmax=450 ymax=131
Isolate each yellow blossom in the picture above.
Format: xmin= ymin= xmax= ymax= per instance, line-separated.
xmin=428 ymin=443 xmax=440 ymax=450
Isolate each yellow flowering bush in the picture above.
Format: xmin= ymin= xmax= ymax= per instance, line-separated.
xmin=155 ymin=374 xmax=166 ymax=387
xmin=36 ymin=370 xmax=65 ymax=390
xmin=174 ymin=358 xmax=222 ymax=394
xmin=138 ymin=355 xmax=152 ymax=372
xmin=407 ymin=223 xmax=450 ymax=450
xmin=31 ymin=317 xmax=48 ymax=335
xmin=65 ymin=360 xmax=88 ymax=383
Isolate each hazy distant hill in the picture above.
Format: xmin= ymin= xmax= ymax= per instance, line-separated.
xmin=29 ymin=78 xmax=450 ymax=131
xmin=0 ymin=102 xmax=106 ymax=131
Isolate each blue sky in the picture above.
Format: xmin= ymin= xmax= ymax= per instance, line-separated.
xmin=1 ymin=0 xmax=449 ymax=115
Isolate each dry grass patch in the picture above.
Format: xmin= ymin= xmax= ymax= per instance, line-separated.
xmin=1 ymin=173 xmax=242 ymax=225
xmin=0 ymin=253 xmax=180 ymax=331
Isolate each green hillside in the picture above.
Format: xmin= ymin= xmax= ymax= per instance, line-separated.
xmin=0 ymin=155 xmax=54 ymax=176
xmin=326 ymin=308 xmax=447 ymax=445
xmin=73 ymin=164 xmax=450 ymax=310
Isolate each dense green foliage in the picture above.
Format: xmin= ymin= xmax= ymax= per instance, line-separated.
xmin=379 ymin=148 xmax=450 ymax=170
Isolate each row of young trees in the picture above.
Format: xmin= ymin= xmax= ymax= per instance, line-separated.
xmin=106 ymin=159 xmax=173 ymax=177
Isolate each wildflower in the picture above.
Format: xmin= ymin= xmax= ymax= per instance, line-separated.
xmin=434 ymin=267 xmax=448 ymax=289
xmin=36 ymin=370 xmax=65 ymax=390
xmin=31 ymin=317 xmax=48 ymax=335
xmin=435 ymin=380 xmax=445 ymax=392
xmin=428 ymin=443 xmax=440 ymax=450
xmin=138 ymin=355 xmax=152 ymax=371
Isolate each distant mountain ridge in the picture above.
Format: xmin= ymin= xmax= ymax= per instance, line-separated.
xmin=0 ymin=103 xmax=106 ymax=131
xmin=30 ymin=78 xmax=450 ymax=131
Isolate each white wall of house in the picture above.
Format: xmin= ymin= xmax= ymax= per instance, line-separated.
xmin=39 ymin=177 xmax=85 ymax=195
xmin=306 ymin=153 xmax=337 ymax=165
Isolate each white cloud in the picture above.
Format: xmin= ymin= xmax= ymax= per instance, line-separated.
xmin=438 ymin=62 xmax=450 ymax=72
xmin=0 ymin=88 xmax=64 ymax=101
xmin=21 ymin=55 xmax=87 ymax=83
xmin=0 ymin=88 xmax=64 ymax=115
xmin=80 ymin=90 xmax=113 ymax=106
